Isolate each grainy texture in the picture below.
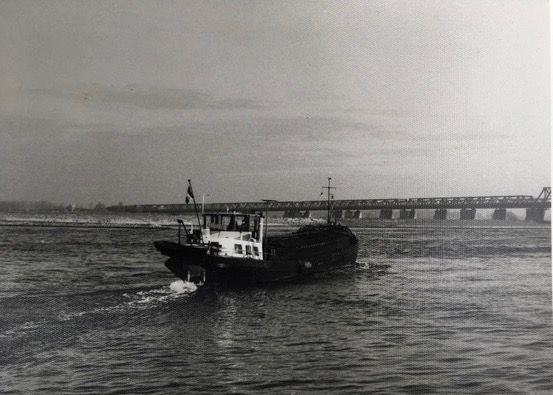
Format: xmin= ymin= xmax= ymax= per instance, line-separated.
xmin=1 ymin=218 xmax=551 ymax=393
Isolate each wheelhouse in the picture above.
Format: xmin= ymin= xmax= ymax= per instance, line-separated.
xmin=202 ymin=213 xmax=262 ymax=239
xmin=199 ymin=212 xmax=264 ymax=260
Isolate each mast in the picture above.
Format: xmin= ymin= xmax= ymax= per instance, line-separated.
xmin=322 ymin=177 xmax=336 ymax=224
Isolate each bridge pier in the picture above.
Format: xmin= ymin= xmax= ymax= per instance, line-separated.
xmin=434 ymin=209 xmax=447 ymax=220
xmin=344 ymin=210 xmax=362 ymax=219
xmin=380 ymin=208 xmax=393 ymax=220
xmin=332 ymin=209 xmax=344 ymax=220
xmin=492 ymin=208 xmax=506 ymax=220
xmin=460 ymin=208 xmax=476 ymax=220
xmin=283 ymin=209 xmax=312 ymax=218
xmin=283 ymin=209 xmax=300 ymax=218
xmin=399 ymin=209 xmax=415 ymax=219
xmin=526 ymin=207 xmax=546 ymax=222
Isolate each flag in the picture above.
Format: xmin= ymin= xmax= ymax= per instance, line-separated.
xmin=186 ymin=181 xmax=195 ymax=204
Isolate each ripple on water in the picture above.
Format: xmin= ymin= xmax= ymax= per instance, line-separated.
xmin=0 ymin=223 xmax=551 ymax=393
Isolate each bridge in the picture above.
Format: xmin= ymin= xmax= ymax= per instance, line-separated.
xmin=108 ymin=187 xmax=551 ymax=222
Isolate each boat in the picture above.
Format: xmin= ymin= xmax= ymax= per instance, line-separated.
xmin=154 ymin=179 xmax=359 ymax=285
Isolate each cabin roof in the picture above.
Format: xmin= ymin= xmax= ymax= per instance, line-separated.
xmin=203 ymin=212 xmax=261 ymax=217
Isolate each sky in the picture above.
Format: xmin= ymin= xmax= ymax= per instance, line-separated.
xmin=0 ymin=0 xmax=550 ymax=205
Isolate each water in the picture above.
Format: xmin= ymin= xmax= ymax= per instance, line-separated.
xmin=0 ymin=216 xmax=551 ymax=393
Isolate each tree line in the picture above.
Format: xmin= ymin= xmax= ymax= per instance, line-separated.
xmin=0 ymin=201 xmax=109 ymax=212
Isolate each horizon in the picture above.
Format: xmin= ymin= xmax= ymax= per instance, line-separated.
xmin=0 ymin=184 xmax=551 ymax=208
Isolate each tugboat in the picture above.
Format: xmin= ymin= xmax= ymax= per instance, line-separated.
xmin=154 ymin=179 xmax=359 ymax=285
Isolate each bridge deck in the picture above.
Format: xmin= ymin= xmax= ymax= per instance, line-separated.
xmin=109 ymin=193 xmax=551 ymax=213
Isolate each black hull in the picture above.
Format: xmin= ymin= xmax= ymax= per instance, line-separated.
xmin=154 ymin=224 xmax=359 ymax=285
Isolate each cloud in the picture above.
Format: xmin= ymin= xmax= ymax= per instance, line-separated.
xmin=0 ymin=113 xmax=113 ymax=139
xmin=0 ymin=111 xmax=386 ymax=202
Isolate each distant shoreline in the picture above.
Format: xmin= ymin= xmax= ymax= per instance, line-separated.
xmin=0 ymin=219 xmax=549 ymax=230
xmin=1 ymin=210 xmax=550 ymax=230
xmin=336 ymin=218 xmax=551 ymax=228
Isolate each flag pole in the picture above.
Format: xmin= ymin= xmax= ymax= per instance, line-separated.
xmin=322 ymin=177 xmax=336 ymax=224
xmin=327 ymin=177 xmax=331 ymax=224
xmin=261 ymin=199 xmax=277 ymax=247
xmin=187 ymin=179 xmax=204 ymax=244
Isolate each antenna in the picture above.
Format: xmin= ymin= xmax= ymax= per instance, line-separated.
xmin=322 ymin=177 xmax=336 ymax=224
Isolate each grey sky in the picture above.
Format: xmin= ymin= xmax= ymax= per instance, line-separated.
xmin=0 ymin=0 xmax=549 ymax=205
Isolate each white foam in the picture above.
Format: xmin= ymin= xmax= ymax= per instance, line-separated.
xmin=56 ymin=281 xmax=200 ymax=323
xmin=170 ymin=280 xmax=198 ymax=294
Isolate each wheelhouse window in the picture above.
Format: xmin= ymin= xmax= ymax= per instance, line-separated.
xmin=203 ymin=213 xmax=260 ymax=233
xmin=245 ymin=245 xmax=252 ymax=256
xmin=234 ymin=244 xmax=243 ymax=254
xmin=253 ymin=246 xmax=259 ymax=256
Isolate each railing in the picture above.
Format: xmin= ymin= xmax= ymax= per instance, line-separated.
xmin=177 ymin=219 xmax=197 ymax=244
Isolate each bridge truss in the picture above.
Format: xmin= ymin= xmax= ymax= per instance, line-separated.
xmin=112 ymin=188 xmax=551 ymax=214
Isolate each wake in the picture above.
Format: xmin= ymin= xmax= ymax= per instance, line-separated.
xmin=58 ymin=280 xmax=199 ymax=321
xmin=0 ymin=281 xmax=199 ymax=339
